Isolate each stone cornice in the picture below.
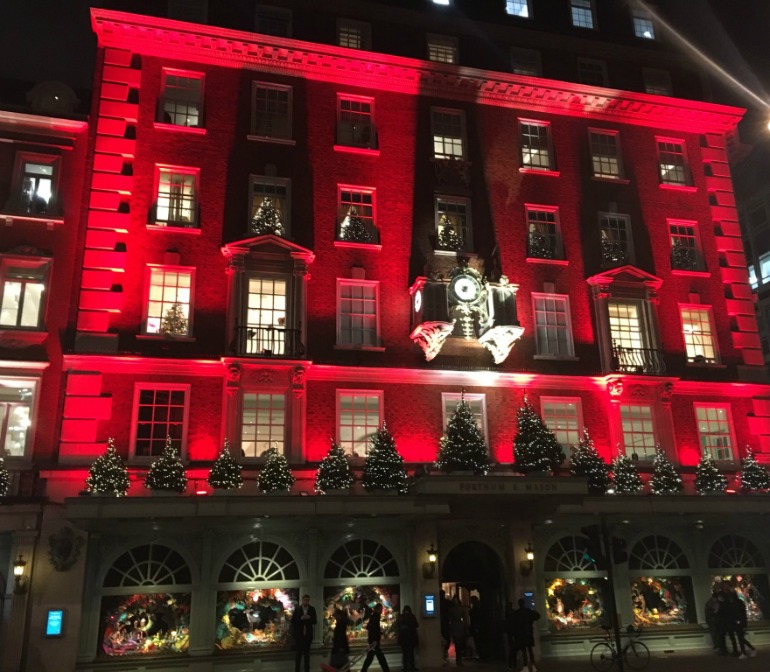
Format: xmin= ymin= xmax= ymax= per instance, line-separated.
xmin=91 ymin=9 xmax=744 ymax=134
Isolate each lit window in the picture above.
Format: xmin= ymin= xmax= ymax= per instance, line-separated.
xmin=251 ymin=82 xmax=292 ymax=140
xmin=532 ymin=293 xmax=574 ymax=357
xmin=15 ymin=155 xmax=58 ymax=215
xmin=249 ymin=176 xmax=290 ymax=234
xmin=669 ymin=220 xmax=703 ymax=272
xmin=632 ymin=9 xmax=655 ymax=39
xmin=526 ymin=206 xmax=563 ymax=260
xmin=506 ymin=0 xmax=530 ymax=17
xmin=337 ymin=20 xmax=371 ymax=49
xmin=0 ymin=379 xmax=37 ymax=458
xmin=154 ymin=167 xmax=198 ymax=227
xmin=241 ymin=393 xmax=286 ymax=457
xmin=131 ymin=385 xmax=188 ymax=459
xmin=695 ymin=405 xmax=735 ymax=461
xmin=511 ymin=47 xmax=542 ymax=76
xmin=427 ymin=34 xmax=458 ymax=64
xmin=442 ymin=393 xmax=487 ymax=437
xmin=749 ymin=264 xmax=758 ymax=290
xmin=436 ymin=197 xmax=472 ymax=252
xmin=244 ymin=276 xmax=289 ymax=356
xmin=578 ymin=58 xmax=608 ymax=87
xmin=643 ymin=68 xmax=672 ymax=96
xmin=571 ymin=0 xmax=595 ymax=28
xmin=255 ymin=5 xmax=292 ymax=37
xmin=620 ymin=404 xmax=656 ymax=460
xmin=337 ymin=95 xmax=376 ymax=149
xmin=159 ymin=70 xmax=203 ymax=128
xmin=433 ymin=0 xmax=450 ymax=4
xmin=657 ymin=139 xmax=690 ymax=186
xmin=541 ymin=398 xmax=582 ymax=451
xmin=760 ymin=252 xmax=770 ymax=284
xmin=589 ymin=130 xmax=622 ymax=179
xmin=337 ymin=279 xmax=380 ymax=348
xmin=519 ymin=121 xmax=554 ymax=170
xmin=338 ymin=186 xmax=377 ymax=244
xmin=145 ymin=266 xmax=193 ymax=336
xmin=337 ymin=391 xmax=382 ymax=457
xmin=680 ymin=305 xmax=718 ymax=364
xmin=608 ymin=301 xmax=643 ymax=351
xmin=432 ymin=108 xmax=465 ymax=159
xmin=0 ymin=258 xmax=49 ymax=329
xmin=600 ymin=213 xmax=633 ymax=266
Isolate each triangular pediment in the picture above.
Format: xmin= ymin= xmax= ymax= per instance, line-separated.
xmin=221 ymin=234 xmax=315 ymax=264
xmin=586 ymin=264 xmax=663 ymax=290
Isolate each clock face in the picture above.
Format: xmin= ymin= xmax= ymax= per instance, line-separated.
xmin=450 ymin=274 xmax=482 ymax=303
xmin=414 ymin=289 xmax=422 ymax=313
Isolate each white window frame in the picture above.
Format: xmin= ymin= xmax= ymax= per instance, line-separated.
xmin=656 ymin=137 xmax=691 ymax=186
xmin=427 ymin=34 xmax=459 ymax=64
xmin=240 ymin=391 xmax=287 ymax=458
xmin=526 ymin=205 xmax=564 ymax=260
xmin=143 ymin=264 xmax=195 ymax=337
xmin=578 ymin=58 xmax=608 ymax=87
xmin=243 ymin=274 xmax=291 ymax=356
xmin=337 ymin=18 xmax=372 ymax=50
xmin=570 ymin=0 xmax=596 ymax=29
xmin=441 ymin=392 xmax=488 ymax=438
xmin=510 ymin=47 xmax=542 ymax=76
xmin=632 ymin=8 xmax=655 ymax=39
xmin=337 ymin=94 xmax=376 ymax=149
xmin=0 ymin=254 xmax=51 ymax=330
xmin=519 ymin=119 xmax=554 ymax=171
xmin=589 ymin=129 xmax=623 ymax=179
xmin=336 ymin=278 xmax=381 ymax=349
xmin=694 ymin=403 xmax=736 ymax=462
xmin=679 ymin=304 xmax=719 ymax=364
xmin=249 ymin=175 xmax=291 ymax=235
xmin=532 ymin=292 xmax=575 ymax=358
xmin=129 ymin=383 xmax=190 ymax=461
xmin=336 ymin=389 xmax=383 ymax=457
xmin=12 ymin=152 xmax=61 ymax=216
xmin=618 ymin=403 xmax=657 ymax=460
xmin=431 ymin=107 xmax=466 ymax=159
xmin=153 ymin=165 xmax=199 ymax=228
xmin=158 ymin=68 xmax=204 ymax=128
xmin=0 ymin=375 xmax=41 ymax=460
xmin=642 ymin=68 xmax=672 ymax=96
xmin=255 ymin=4 xmax=292 ymax=37
xmin=608 ymin=299 xmax=648 ymax=351
xmin=337 ymin=185 xmax=377 ymax=242
xmin=506 ymin=0 xmax=531 ymax=18
xmin=668 ymin=219 xmax=704 ymax=272
xmin=250 ymin=81 xmax=293 ymax=141
xmin=541 ymin=397 xmax=584 ymax=452
xmin=600 ymin=212 xmax=634 ymax=266
xmin=435 ymin=196 xmax=472 ymax=252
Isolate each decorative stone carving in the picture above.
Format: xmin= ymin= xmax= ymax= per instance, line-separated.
xmin=48 ymin=527 xmax=84 ymax=572
xmin=607 ymin=378 xmax=624 ymax=401
xmin=660 ymin=381 xmax=674 ymax=406
xmin=258 ymin=369 xmax=273 ymax=384
xmin=479 ymin=325 xmax=525 ymax=365
xmin=291 ymin=367 xmax=306 ymax=398
xmin=226 ymin=362 xmax=241 ymax=397
xmin=410 ymin=321 xmax=455 ymax=361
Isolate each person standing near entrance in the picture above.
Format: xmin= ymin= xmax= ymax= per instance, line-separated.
xmin=291 ymin=594 xmax=317 ymax=672
xmin=509 ymin=598 xmax=540 ymax=672
xmin=361 ymin=603 xmax=391 ymax=672
xmin=396 ymin=605 xmax=419 ymax=672
xmin=448 ymin=595 xmax=469 ymax=666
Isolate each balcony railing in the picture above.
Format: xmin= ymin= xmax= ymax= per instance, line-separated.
xmin=611 ymin=343 xmax=666 ymax=375
xmin=1 ymin=467 xmax=44 ymax=498
xmin=235 ymin=325 xmax=304 ymax=358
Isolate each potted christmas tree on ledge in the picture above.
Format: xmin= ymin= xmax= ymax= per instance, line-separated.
xmin=610 ymin=454 xmax=643 ymax=495
xmin=512 ymin=395 xmax=564 ymax=475
xmin=569 ymin=428 xmax=610 ymax=495
xmin=694 ymin=450 xmax=728 ymax=495
xmin=145 ymin=437 xmax=187 ymax=495
xmin=85 ymin=437 xmax=131 ymax=497
xmin=362 ymin=424 xmax=408 ymax=494
xmin=258 ymin=446 xmax=295 ymax=494
xmin=650 ymin=445 xmax=683 ymax=495
xmin=739 ymin=448 xmax=770 ymax=493
xmin=435 ymin=396 xmax=489 ymax=475
xmin=315 ymin=439 xmax=355 ymax=494
xmin=207 ymin=439 xmax=243 ymax=493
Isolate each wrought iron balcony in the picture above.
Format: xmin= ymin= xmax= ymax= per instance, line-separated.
xmin=611 ymin=343 xmax=666 ymax=375
xmin=2 ymin=467 xmax=44 ymax=498
xmin=234 ymin=325 xmax=304 ymax=358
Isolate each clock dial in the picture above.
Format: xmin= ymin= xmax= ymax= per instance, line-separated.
xmin=414 ymin=289 xmax=422 ymax=312
xmin=450 ymin=273 xmax=482 ymax=302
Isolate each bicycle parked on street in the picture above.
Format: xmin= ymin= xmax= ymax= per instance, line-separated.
xmin=590 ymin=625 xmax=650 ymax=671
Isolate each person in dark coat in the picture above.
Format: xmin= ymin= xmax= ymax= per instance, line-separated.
xmin=397 ymin=606 xmax=419 ymax=672
xmin=704 ymin=591 xmax=720 ymax=652
xmin=731 ymin=592 xmax=756 ymax=658
xmin=330 ymin=604 xmax=350 ymax=669
xmin=509 ymin=598 xmax=540 ymax=672
xmin=448 ymin=595 xmax=468 ymax=666
xmin=504 ymin=601 xmax=517 ymax=670
xmin=440 ymin=590 xmax=451 ymax=663
xmin=291 ymin=594 xmax=317 ymax=672
xmin=361 ymin=603 xmax=391 ymax=672
xmin=715 ymin=590 xmax=737 ymax=656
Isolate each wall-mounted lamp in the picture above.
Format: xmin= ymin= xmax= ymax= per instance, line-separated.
xmin=519 ymin=542 xmax=535 ymax=577
xmin=13 ymin=554 xmax=28 ymax=594
xmin=422 ymin=543 xmax=438 ymax=579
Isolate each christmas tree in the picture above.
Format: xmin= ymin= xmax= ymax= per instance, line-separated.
xmin=611 ymin=455 xmax=643 ymax=494
xmin=0 ymin=457 xmax=8 ymax=497
xmin=362 ymin=423 xmax=409 ymax=494
xmin=258 ymin=446 xmax=295 ymax=493
xmin=85 ymin=437 xmax=131 ymax=496
xmin=650 ymin=445 xmax=683 ymax=495
xmin=144 ymin=436 xmax=187 ymax=493
xmin=569 ymin=428 xmax=611 ymax=494
xmin=435 ymin=397 xmax=490 ymax=475
xmin=315 ymin=439 xmax=355 ymax=493
xmin=695 ymin=450 xmax=728 ymax=494
xmin=437 ymin=214 xmax=463 ymax=251
xmin=249 ymin=196 xmax=285 ymax=236
xmin=207 ymin=439 xmax=243 ymax=490
xmin=528 ymin=229 xmax=555 ymax=259
xmin=160 ymin=302 xmax=189 ymax=336
xmin=339 ymin=207 xmax=373 ymax=244
xmin=739 ymin=447 xmax=770 ymax=492
xmin=512 ymin=396 xmax=565 ymax=474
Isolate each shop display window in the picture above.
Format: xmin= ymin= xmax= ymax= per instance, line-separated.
xmin=630 ymin=576 xmax=695 ymax=626
xmin=545 ymin=578 xmax=606 ymax=630
xmin=711 ymin=575 xmax=770 ymax=621
xmin=322 ymin=585 xmax=398 ymax=645
xmin=215 ymin=588 xmax=298 ymax=650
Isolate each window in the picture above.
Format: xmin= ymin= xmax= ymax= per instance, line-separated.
xmin=337 ymin=391 xmax=382 ymax=457
xmin=506 ymin=0 xmax=530 ymax=17
xmin=620 ymin=404 xmax=656 ymax=459
xmin=643 ymin=68 xmax=672 ymax=96
xmin=436 ymin=197 xmax=472 ymax=252
xmin=251 ymin=82 xmax=292 ymax=140
xmin=337 ymin=19 xmax=371 ymax=49
xmin=589 ymin=130 xmax=622 ymax=179
xmin=249 ymin=176 xmax=290 ymax=234
xmin=337 ymin=279 xmax=380 ymax=348
xmin=571 ymin=0 xmax=595 ymax=28
xmin=519 ymin=120 xmax=554 ymax=171
xmin=669 ymin=220 xmax=703 ymax=271
xmin=526 ymin=206 xmax=563 ymax=260
xmin=760 ymin=252 xmax=770 ymax=285
xmin=510 ymin=47 xmax=542 ymax=76
xmin=154 ymin=167 xmax=198 ymax=227
xmin=578 ymin=58 xmax=608 ymax=87
xmin=255 ymin=5 xmax=291 ymax=37
xmin=695 ymin=405 xmax=735 ymax=461
xmin=427 ymin=35 xmax=458 ymax=64
xmin=749 ymin=264 xmax=758 ymax=290
xmin=245 ymin=277 xmax=288 ymax=355
xmin=442 ymin=393 xmax=487 ymax=437
xmin=680 ymin=305 xmax=718 ymax=364
xmin=657 ymin=139 xmax=690 ymax=186
xmin=0 ymin=258 xmax=49 ymax=329
xmin=145 ymin=266 xmax=193 ymax=336
xmin=241 ymin=393 xmax=286 ymax=457
xmin=0 ymin=379 xmax=37 ymax=457
xmin=608 ymin=301 xmax=643 ymax=351
xmin=632 ymin=9 xmax=655 ymax=39
xmin=432 ymin=108 xmax=465 ymax=159
xmin=15 ymin=155 xmax=59 ymax=215
xmin=131 ymin=385 xmax=189 ymax=459
xmin=159 ymin=70 xmax=203 ymax=128
xmin=541 ymin=398 xmax=582 ymax=451
xmin=532 ymin=293 xmax=574 ymax=357
xmin=433 ymin=0 xmax=450 ymax=4
xmin=337 ymin=186 xmax=377 ymax=243
xmin=337 ymin=95 xmax=376 ymax=149
xmin=600 ymin=213 xmax=633 ymax=266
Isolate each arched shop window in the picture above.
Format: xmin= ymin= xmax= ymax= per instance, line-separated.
xmin=708 ymin=535 xmax=769 ymax=621
xmin=215 ymin=540 xmax=301 ymax=651
xmin=543 ymin=535 xmax=607 ymax=631
xmin=628 ymin=535 xmax=695 ymax=626
xmin=322 ymin=538 xmax=400 ymax=645
xmin=100 ymin=543 xmax=192 ymax=657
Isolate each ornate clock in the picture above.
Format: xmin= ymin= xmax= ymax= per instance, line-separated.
xmin=449 ymin=273 xmax=482 ymax=304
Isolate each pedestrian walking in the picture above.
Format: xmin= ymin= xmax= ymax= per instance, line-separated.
xmin=715 ymin=590 xmax=738 ymax=656
xmin=291 ymin=594 xmax=317 ymax=672
xmin=361 ymin=603 xmax=391 ymax=672
xmin=397 ymin=605 xmax=419 ymax=671
xmin=448 ymin=595 xmax=469 ymax=666
xmin=509 ymin=598 xmax=540 ymax=672
xmin=731 ymin=592 xmax=757 ymax=658
xmin=440 ymin=590 xmax=451 ymax=664
xmin=504 ymin=600 xmax=518 ymax=670
xmin=704 ymin=591 xmax=720 ymax=652
xmin=330 ymin=604 xmax=350 ymax=669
